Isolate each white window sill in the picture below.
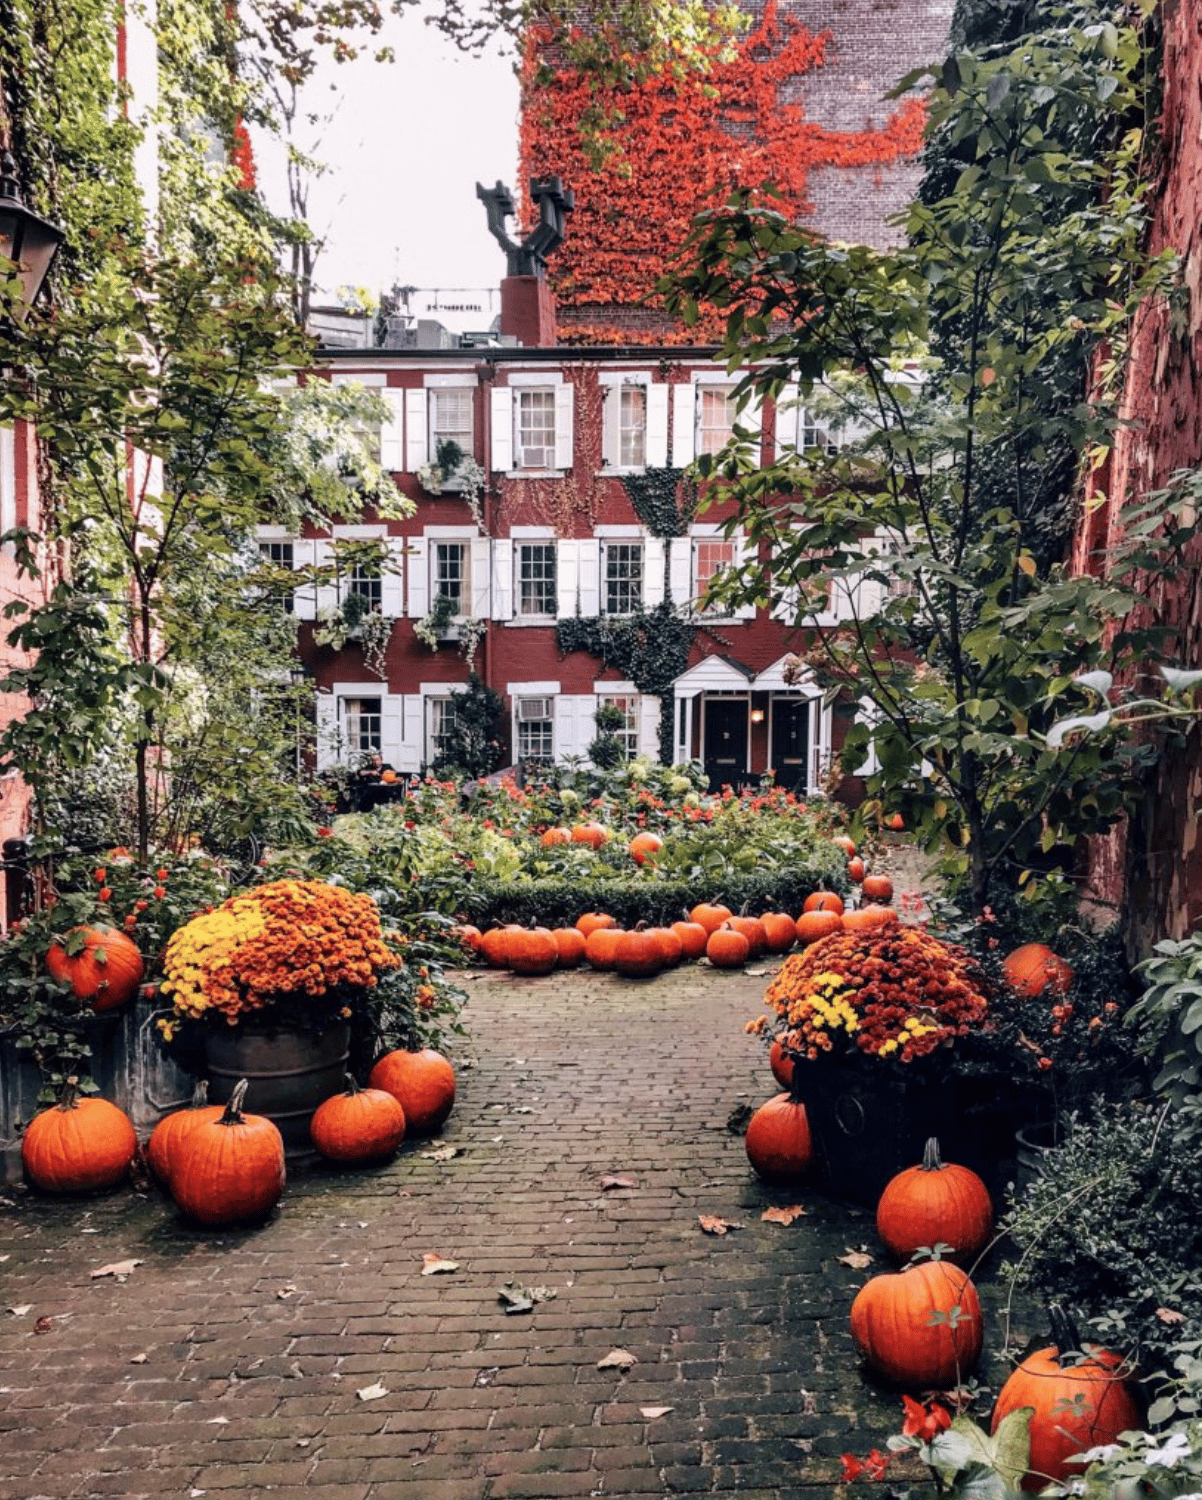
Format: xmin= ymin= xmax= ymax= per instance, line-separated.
xmin=506 ymin=615 xmax=558 ymax=627
xmin=596 ymin=466 xmax=651 ymax=477
xmin=504 ymin=469 xmax=568 ymax=480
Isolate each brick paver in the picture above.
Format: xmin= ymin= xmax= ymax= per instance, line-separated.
xmin=0 ymin=962 xmax=1018 ymax=1498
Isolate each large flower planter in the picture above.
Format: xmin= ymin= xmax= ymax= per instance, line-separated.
xmin=204 ymin=1023 xmax=351 ymax=1161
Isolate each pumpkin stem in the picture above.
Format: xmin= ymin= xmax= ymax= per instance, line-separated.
xmin=343 ymin=1072 xmax=362 ymax=1097
xmin=921 ymin=1137 xmax=945 ymax=1172
xmin=189 ymin=1080 xmax=210 ymax=1110
xmin=57 ymin=1075 xmax=81 ymax=1111
xmin=1049 ymin=1304 xmax=1084 ymax=1366
xmin=219 ymin=1078 xmax=250 ymax=1126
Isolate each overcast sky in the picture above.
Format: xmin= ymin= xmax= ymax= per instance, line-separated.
xmin=252 ymin=14 xmax=522 ymax=308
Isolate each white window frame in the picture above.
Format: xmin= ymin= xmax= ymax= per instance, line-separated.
xmin=431 ymin=538 xmax=469 ymax=619
xmin=600 ymin=538 xmax=645 ymax=616
xmin=597 ymin=692 xmax=640 ymax=760
xmin=515 ymin=696 xmax=555 ymax=761
xmin=515 ymin=539 xmax=558 ymax=620
xmin=513 ymin=386 xmax=558 ymax=472
xmin=258 ymin=537 xmax=296 ymax=615
xmin=691 ymin=534 xmax=736 ymax=618
xmin=341 ymin=694 xmax=383 ymax=758
xmin=427 ymin=385 xmax=475 ymax=484
xmin=696 ymin=381 xmax=740 ymax=457
xmin=427 ymin=696 xmax=458 ymax=765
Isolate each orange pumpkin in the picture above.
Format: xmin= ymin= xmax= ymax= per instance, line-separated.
xmin=706 ymin=924 xmax=749 ymax=969
xmin=690 ymin=901 xmax=733 ymax=934
xmin=369 ymin=1048 xmax=456 ymax=1135
xmin=842 ymin=905 xmax=900 ymax=933
xmin=862 ymin=874 xmax=894 ymax=904
xmin=671 ymin=919 xmax=709 ymax=960
xmin=727 ymin=914 xmax=768 ymax=958
xmin=551 ymin=927 xmax=587 ymax=967
xmin=847 ymin=856 xmax=867 ymax=883
xmin=576 ymin=912 xmax=618 ymax=938
xmin=801 ymin=891 xmax=844 ymax=916
xmin=876 ymin=1138 xmax=993 ymax=1266
xmin=541 ymin=826 xmax=572 ymax=847
xmin=451 ymin=923 xmax=482 ymax=954
xmin=648 ymin=925 xmax=683 ymax=967
xmin=1003 ymin=943 xmax=1073 ymax=999
xmin=380 ymin=769 xmax=398 ymax=783
xmin=309 ymin=1075 xmax=406 ymax=1163
xmin=570 ymin=822 xmax=609 ymax=849
xmin=628 ymin=832 xmax=664 ymax=867
xmin=991 ymin=1310 xmax=1141 ymax=1491
xmin=507 ymin=926 xmax=559 ymax=977
xmin=769 ymin=1038 xmax=794 ymax=1089
xmin=794 ymin=910 xmax=844 ymax=946
xmin=478 ymin=927 xmax=514 ymax=968
xmin=850 ymin=1258 xmax=983 ymax=1388
xmin=46 ymin=926 xmax=145 ymax=1013
xmin=745 ymin=1092 xmax=811 ymax=1184
xmin=584 ymin=926 xmax=624 ymax=971
xmin=614 ymin=928 xmax=664 ymax=979
xmin=171 ymin=1079 xmax=286 ymax=1226
xmin=885 ymin=813 xmax=906 ymax=832
xmin=21 ymin=1080 xmax=138 ymax=1194
xmin=760 ymin=912 xmax=797 ymax=954
xmin=832 ymin=835 xmax=857 ymax=857
xmin=147 ymin=1081 xmax=224 ymax=1186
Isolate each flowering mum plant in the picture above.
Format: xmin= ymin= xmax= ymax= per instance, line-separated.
xmin=752 ymin=926 xmax=988 ymax=1065
xmin=841 ymin=1397 xmax=1035 ymax=1498
xmin=158 ymin=879 xmax=398 ymax=1037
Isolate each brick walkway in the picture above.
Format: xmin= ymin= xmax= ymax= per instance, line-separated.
xmin=0 ymin=962 xmax=1013 ymax=1500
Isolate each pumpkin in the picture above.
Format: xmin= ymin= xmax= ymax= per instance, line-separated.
xmin=478 ymin=927 xmax=514 ymax=969
xmin=628 ymin=832 xmax=663 ymax=867
xmin=310 ymin=1074 xmax=406 ymax=1163
xmin=171 ymin=1078 xmax=286 ymax=1226
xmin=706 ymin=924 xmax=750 ymax=969
xmin=842 ymin=905 xmax=900 ymax=933
xmin=795 ymin=909 xmax=844 ymax=946
xmin=576 ymin=912 xmax=618 ymax=938
xmin=46 ymin=926 xmax=145 ymax=1014
xmin=991 ymin=1309 xmax=1141 ymax=1491
xmin=802 ymin=891 xmax=844 ymax=917
xmin=614 ymin=928 xmax=664 ymax=979
xmin=832 ymin=835 xmax=857 ymax=857
xmin=648 ymin=925 xmax=683 ymax=967
xmin=728 ymin=914 xmax=768 ymax=958
xmin=876 ymin=1138 xmax=993 ymax=1266
xmin=369 ymin=1047 xmax=457 ymax=1135
xmin=671 ymin=919 xmax=709 ymax=960
xmin=551 ymin=927 xmax=587 ymax=967
xmin=451 ymin=923 xmax=482 ymax=954
xmin=147 ymin=1081 xmax=224 ymax=1186
xmin=570 ymin=822 xmax=609 ymax=849
xmin=847 ymin=856 xmax=867 ymax=883
xmin=745 ymin=1092 xmax=811 ymax=1184
xmin=1003 ymin=943 xmax=1073 ymax=999
xmin=541 ymin=826 xmax=572 ymax=847
xmin=769 ymin=1038 xmax=794 ymax=1089
xmin=507 ymin=926 xmax=560 ymax=977
xmin=21 ymin=1079 xmax=138 ymax=1194
xmin=850 ymin=1258 xmax=983 ymax=1388
xmin=690 ymin=901 xmax=733 ymax=934
xmin=885 ymin=813 xmax=906 ymax=832
xmin=380 ymin=769 xmax=398 ymax=783
xmin=862 ymin=874 xmax=894 ymax=904
xmin=760 ymin=912 xmax=797 ymax=954
xmin=584 ymin=926 xmax=624 ymax=971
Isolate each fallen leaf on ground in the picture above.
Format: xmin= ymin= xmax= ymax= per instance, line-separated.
xmin=419 ymin=1145 xmax=462 ymax=1161
xmin=837 ymin=1248 xmax=873 ymax=1270
xmin=356 ymin=1382 xmax=388 ymax=1402
xmin=745 ymin=966 xmax=768 ymax=977
xmin=33 ymin=1317 xmax=53 ymax=1334
xmin=597 ymin=1348 xmax=638 ymax=1371
xmin=1157 ymin=1307 xmax=1186 ymax=1325
xmin=206 ymin=1416 xmax=229 ymax=1424
xmin=599 ymin=1175 xmax=636 ymax=1191
xmin=421 ymin=1254 xmax=459 ymax=1276
xmin=6 ymin=1305 xmax=32 ymax=1317
xmin=497 ymin=1283 xmax=557 ymax=1314
xmin=699 ymin=1215 xmax=744 ymax=1235
xmin=725 ymin=1104 xmax=753 ymax=1135
xmin=762 ymin=1205 xmax=806 ymax=1225
xmin=0 ymin=1255 xmax=9 ymax=1263
xmin=129 ymin=1353 xmax=148 ymax=1364
xmin=640 ymin=1406 xmax=673 ymax=1419
xmin=90 ymin=1259 xmax=143 ymax=1280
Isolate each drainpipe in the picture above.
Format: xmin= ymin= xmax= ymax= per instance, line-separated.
xmin=477 ymin=359 xmax=495 ymax=700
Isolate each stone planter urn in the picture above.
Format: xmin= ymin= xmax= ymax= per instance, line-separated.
xmin=204 ymin=1022 xmax=351 ymax=1161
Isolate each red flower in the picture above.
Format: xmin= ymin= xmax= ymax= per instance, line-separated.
xmin=94 ymin=867 xmax=107 ymax=883
xmin=902 ymin=1395 xmax=951 ymax=1441
xmin=155 ymin=868 xmax=169 ymax=881
xmin=1038 ymin=1056 xmax=1053 ymax=1071
xmin=153 ymin=885 xmax=166 ymax=899
xmin=98 ymin=886 xmax=112 ymax=902
xmin=317 ymin=827 xmax=332 ymax=838
xmin=840 ymin=1455 xmax=864 ymax=1482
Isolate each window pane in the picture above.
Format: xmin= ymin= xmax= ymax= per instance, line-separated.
xmin=430 ymin=698 xmax=458 ymax=761
xmin=518 ymin=543 xmax=557 ymax=616
xmin=259 ymin=540 xmax=294 ymax=614
xmin=434 ymin=542 xmax=466 ymax=609
xmin=517 ymin=716 xmax=554 ymax=760
xmin=431 ymin=389 xmax=474 ymax=457
xmin=517 ymin=390 xmax=556 ymax=469
xmin=604 ymin=542 xmax=643 ymax=614
xmin=619 ymin=387 xmax=646 ymax=467
xmin=799 ymin=406 xmax=841 ymax=453
xmin=348 ymin=558 xmax=382 ymax=612
xmin=599 ymin=694 xmax=639 ymax=759
xmin=693 ymin=539 xmax=734 ymax=613
xmin=343 ymin=697 xmax=382 ymax=755
xmin=698 ymin=386 xmax=736 ymax=456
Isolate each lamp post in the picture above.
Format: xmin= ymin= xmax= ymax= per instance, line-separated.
xmin=0 ymin=151 xmax=64 ymax=320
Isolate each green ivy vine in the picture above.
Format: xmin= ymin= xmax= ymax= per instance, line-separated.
xmin=619 ymin=467 xmax=697 ymax=538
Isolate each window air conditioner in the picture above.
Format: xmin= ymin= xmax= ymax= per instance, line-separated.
xmin=519 ymin=446 xmax=553 ymax=469
xmin=517 ymin=697 xmax=554 ymax=722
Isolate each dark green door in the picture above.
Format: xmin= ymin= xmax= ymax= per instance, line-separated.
xmin=704 ymin=699 xmax=748 ymax=792
xmin=771 ymin=698 xmax=810 ymax=791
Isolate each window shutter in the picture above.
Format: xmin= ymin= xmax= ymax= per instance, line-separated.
xmin=470 ymin=536 xmax=491 ymax=618
xmin=556 ymin=538 xmax=580 ymax=617
xmin=638 ymin=694 xmax=661 ymax=760
xmin=380 ymin=695 xmax=404 ymax=765
xmin=554 ymin=382 xmax=574 ymax=470
xmin=490 ymin=387 xmax=513 ymax=472
xmin=406 ymin=536 xmax=429 ymax=617
xmin=492 ymin=538 xmax=514 ymax=621
xmin=601 ymin=384 xmax=620 ymax=469
xmin=379 ymin=537 xmax=405 ymax=617
xmin=667 ymin=537 xmax=691 ymax=606
xmin=315 ymin=692 xmax=339 ymax=770
xmin=643 ymin=537 xmax=665 ymax=608
xmin=380 ymin=390 xmax=404 ymax=472
xmin=290 ymin=537 xmax=316 ymax=621
xmin=400 ymin=695 xmax=424 ymax=771
xmin=774 ymin=383 xmax=800 ymax=459
xmin=556 ymin=695 xmax=597 ymax=759
xmin=671 ymin=383 xmax=695 ymax=467
xmin=646 ymin=384 xmax=669 ymax=467
xmin=578 ymin=537 xmax=600 ymax=616
xmin=313 ymin=538 xmax=339 ymax=616
xmin=732 ymin=533 xmax=758 ymax=620
xmin=405 ymin=388 xmax=427 ymax=472
xmin=809 ymin=699 xmax=831 ymax=793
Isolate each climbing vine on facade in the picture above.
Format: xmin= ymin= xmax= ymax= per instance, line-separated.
xmin=619 ymin=468 xmax=697 ymax=538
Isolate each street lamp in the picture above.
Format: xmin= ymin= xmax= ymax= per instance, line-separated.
xmin=0 ymin=151 xmax=64 ymax=320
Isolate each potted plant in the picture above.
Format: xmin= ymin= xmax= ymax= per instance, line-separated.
xmin=415 ymin=592 xmax=459 ymax=649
